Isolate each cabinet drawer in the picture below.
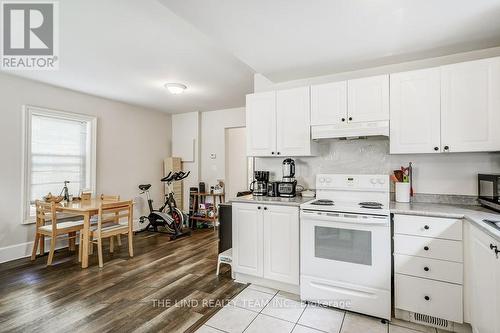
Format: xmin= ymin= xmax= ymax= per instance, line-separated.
xmin=395 ymin=274 xmax=463 ymax=323
xmin=394 ymin=214 xmax=462 ymax=240
xmin=394 ymin=234 xmax=463 ymax=262
xmin=394 ymin=254 xmax=463 ymax=284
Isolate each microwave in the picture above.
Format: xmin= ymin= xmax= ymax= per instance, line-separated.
xmin=478 ymin=174 xmax=500 ymax=211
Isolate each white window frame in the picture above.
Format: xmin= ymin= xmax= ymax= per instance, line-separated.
xmin=21 ymin=105 xmax=97 ymax=224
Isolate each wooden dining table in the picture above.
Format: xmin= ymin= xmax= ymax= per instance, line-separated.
xmin=56 ymin=198 xmax=129 ymax=268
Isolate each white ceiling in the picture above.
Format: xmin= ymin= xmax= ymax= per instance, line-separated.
xmin=4 ymin=0 xmax=500 ymax=113
xmin=1 ymin=0 xmax=254 ymax=113
xmin=160 ymin=0 xmax=500 ymax=81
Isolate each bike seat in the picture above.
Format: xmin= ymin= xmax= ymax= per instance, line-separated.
xmin=139 ymin=184 xmax=151 ymax=191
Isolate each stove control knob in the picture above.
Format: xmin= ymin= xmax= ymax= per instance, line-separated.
xmin=325 ymin=178 xmax=332 ymax=183
xmin=377 ymin=178 xmax=385 ymax=184
xmin=319 ymin=177 xmax=325 ymax=183
xmin=370 ymin=178 xmax=377 ymax=185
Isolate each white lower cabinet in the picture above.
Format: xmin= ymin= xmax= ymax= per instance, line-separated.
xmin=232 ymin=203 xmax=263 ymax=277
xmin=395 ymin=274 xmax=463 ymax=323
xmin=232 ymin=203 xmax=299 ymax=285
xmin=468 ymin=224 xmax=500 ymax=333
xmin=393 ymin=214 xmax=464 ymax=325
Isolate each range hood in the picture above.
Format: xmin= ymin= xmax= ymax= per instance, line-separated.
xmin=311 ymin=120 xmax=389 ymax=139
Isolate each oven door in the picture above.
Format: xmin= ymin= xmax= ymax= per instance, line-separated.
xmin=300 ymin=210 xmax=392 ymax=319
xmin=300 ymin=210 xmax=391 ymax=290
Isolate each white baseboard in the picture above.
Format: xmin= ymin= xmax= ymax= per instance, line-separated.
xmin=0 ymin=219 xmax=142 ymax=264
xmin=0 ymin=235 xmax=74 ymax=264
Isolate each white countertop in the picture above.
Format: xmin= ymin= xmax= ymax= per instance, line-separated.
xmin=391 ymin=201 xmax=500 ymax=241
xmin=230 ymin=195 xmax=315 ymax=207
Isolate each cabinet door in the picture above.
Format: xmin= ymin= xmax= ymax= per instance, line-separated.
xmin=232 ymin=203 xmax=264 ymax=277
xmin=276 ymin=87 xmax=312 ymax=156
xmin=311 ymin=81 xmax=347 ymax=126
xmin=263 ymin=205 xmax=299 ymax=285
xmin=441 ymin=57 xmax=500 ymax=153
xmin=469 ymin=225 xmax=498 ymax=333
xmin=347 ymin=75 xmax=389 ymax=123
xmin=390 ymin=68 xmax=441 ymax=154
xmin=246 ymin=91 xmax=277 ymax=156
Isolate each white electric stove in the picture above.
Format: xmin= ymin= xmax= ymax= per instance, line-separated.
xmin=300 ymin=174 xmax=392 ymax=320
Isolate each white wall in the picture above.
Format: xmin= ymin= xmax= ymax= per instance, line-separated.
xmin=0 ymin=73 xmax=171 ymax=261
xmin=172 ymin=112 xmax=200 ymax=210
xmin=255 ymin=138 xmax=500 ymax=196
xmin=200 ymin=107 xmax=246 ymax=188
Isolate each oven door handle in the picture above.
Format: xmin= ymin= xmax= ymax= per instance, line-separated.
xmin=300 ymin=211 xmax=389 ymax=225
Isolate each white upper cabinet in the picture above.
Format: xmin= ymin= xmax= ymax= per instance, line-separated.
xmin=441 ymin=57 xmax=500 ymax=153
xmin=246 ymin=87 xmax=314 ymax=157
xmin=310 ymin=81 xmax=347 ymax=126
xmin=246 ymin=91 xmax=276 ymax=156
xmin=276 ymin=87 xmax=312 ymax=156
xmin=390 ymin=68 xmax=441 ymax=154
xmin=348 ymin=75 xmax=389 ymax=123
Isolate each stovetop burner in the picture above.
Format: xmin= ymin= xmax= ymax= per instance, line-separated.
xmin=311 ymin=199 xmax=334 ymax=206
xmin=359 ymin=201 xmax=383 ymax=209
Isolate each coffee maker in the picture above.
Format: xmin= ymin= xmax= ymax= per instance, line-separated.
xmin=278 ymin=158 xmax=298 ymax=197
xmin=250 ymin=171 xmax=269 ymax=196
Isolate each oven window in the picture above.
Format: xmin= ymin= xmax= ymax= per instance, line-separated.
xmin=315 ymin=226 xmax=372 ymax=265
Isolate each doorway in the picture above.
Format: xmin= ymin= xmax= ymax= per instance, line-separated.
xmin=225 ymin=127 xmax=250 ymax=199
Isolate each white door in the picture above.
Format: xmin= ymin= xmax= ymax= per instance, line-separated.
xmin=441 ymin=57 xmax=500 ymax=153
xmin=225 ymin=127 xmax=248 ymax=198
xmin=469 ymin=225 xmax=499 ymax=333
xmin=311 ymin=81 xmax=348 ymax=126
xmin=246 ymin=91 xmax=277 ymax=156
xmin=347 ymin=75 xmax=389 ymax=123
xmin=390 ymin=68 xmax=441 ymax=154
xmin=276 ymin=87 xmax=312 ymax=156
xmin=232 ymin=203 xmax=264 ymax=277
xmin=263 ymin=205 xmax=299 ymax=285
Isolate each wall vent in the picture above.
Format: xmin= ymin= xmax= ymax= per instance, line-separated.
xmin=412 ymin=312 xmax=450 ymax=329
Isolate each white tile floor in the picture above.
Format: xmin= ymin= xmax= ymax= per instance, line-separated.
xmin=197 ymin=284 xmax=441 ymax=333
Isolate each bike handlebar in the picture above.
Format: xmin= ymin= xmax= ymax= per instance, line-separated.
xmin=161 ymin=170 xmax=190 ymax=183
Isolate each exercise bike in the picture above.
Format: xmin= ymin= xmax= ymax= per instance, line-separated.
xmin=137 ymin=171 xmax=191 ymax=240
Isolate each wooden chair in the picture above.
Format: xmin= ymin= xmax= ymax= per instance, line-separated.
xmin=100 ymin=194 xmax=122 ymax=247
xmin=101 ymin=194 xmax=120 ymax=201
xmin=88 ymin=200 xmax=134 ymax=268
xmin=84 ymin=193 xmax=122 ymax=256
xmin=31 ymin=200 xmax=84 ymax=266
xmin=81 ymin=192 xmax=92 ymax=201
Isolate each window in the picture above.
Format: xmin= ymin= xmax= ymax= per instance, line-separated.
xmin=22 ymin=106 xmax=96 ymax=223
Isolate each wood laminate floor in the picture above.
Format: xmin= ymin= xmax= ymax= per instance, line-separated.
xmin=0 ymin=229 xmax=246 ymax=333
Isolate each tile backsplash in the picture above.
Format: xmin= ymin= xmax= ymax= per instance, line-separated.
xmin=254 ymin=137 xmax=500 ymax=196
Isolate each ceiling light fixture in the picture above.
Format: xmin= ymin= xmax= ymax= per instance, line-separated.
xmin=164 ymin=82 xmax=187 ymax=94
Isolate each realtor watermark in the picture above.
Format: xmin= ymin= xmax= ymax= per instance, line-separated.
xmin=1 ymin=1 xmax=59 ymax=70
